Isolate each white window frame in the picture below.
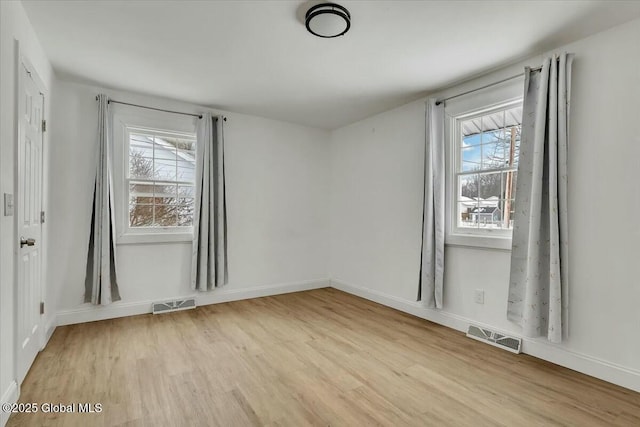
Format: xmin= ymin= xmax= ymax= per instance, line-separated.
xmin=444 ymin=78 xmax=523 ymax=250
xmin=112 ymin=107 xmax=198 ymax=244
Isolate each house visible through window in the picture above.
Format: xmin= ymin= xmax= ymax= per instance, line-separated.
xmin=455 ymin=103 xmax=522 ymax=233
xmin=126 ymin=128 xmax=196 ymax=229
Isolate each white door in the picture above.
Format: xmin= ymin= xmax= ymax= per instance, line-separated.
xmin=16 ymin=62 xmax=44 ymax=384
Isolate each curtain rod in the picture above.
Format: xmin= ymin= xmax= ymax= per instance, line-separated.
xmin=95 ymin=96 xmax=227 ymax=121
xmin=435 ymin=65 xmax=543 ymax=106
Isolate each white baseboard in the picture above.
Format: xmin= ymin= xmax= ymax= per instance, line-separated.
xmin=56 ymin=278 xmax=330 ymax=326
xmin=330 ymin=278 xmax=640 ymax=393
xmin=1 ymin=380 xmax=18 ymax=427
xmin=195 ymin=279 xmax=329 ymax=306
xmin=43 ymin=317 xmax=57 ymax=347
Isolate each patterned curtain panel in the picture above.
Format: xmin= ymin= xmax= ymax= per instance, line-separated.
xmin=191 ymin=113 xmax=228 ymax=291
xmin=507 ymin=53 xmax=573 ymax=343
xmin=419 ymin=99 xmax=446 ymax=308
xmin=84 ymin=94 xmax=121 ymax=305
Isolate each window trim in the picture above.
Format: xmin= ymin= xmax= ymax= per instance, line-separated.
xmin=112 ymin=107 xmax=198 ymax=245
xmin=443 ymin=80 xmax=524 ymax=251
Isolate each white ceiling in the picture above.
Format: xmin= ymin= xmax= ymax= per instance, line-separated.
xmin=22 ymin=0 xmax=640 ymax=129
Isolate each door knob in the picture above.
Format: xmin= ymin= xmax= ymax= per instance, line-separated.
xmin=20 ymin=237 xmax=35 ymax=248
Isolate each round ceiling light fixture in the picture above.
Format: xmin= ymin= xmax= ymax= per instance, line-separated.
xmin=305 ymin=3 xmax=351 ymax=38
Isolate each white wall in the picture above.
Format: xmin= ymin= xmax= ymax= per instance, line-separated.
xmin=0 ymin=0 xmax=54 ymax=421
xmin=329 ymin=18 xmax=640 ymax=390
xmin=50 ymin=80 xmax=330 ymax=321
xmin=329 ymin=99 xmax=426 ymax=301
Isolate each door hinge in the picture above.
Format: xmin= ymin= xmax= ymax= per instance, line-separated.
xmin=40 ymin=302 xmax=44 ymax=315
xmin=41 ymin=211 xmax=45 ymax=224
xmin=42 ymin=120 xmax=47 ymax=132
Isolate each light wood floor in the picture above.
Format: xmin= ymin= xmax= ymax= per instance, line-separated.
xmin=8 ymin=288 xmax=640 ymax=426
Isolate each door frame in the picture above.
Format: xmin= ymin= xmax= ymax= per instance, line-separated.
xmin=13 ymin=48 xmax=48 ymax=389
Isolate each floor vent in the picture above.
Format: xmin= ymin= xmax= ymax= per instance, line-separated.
xmin=466 ymin=325 xmax=522 ymax=354
xmin=152 ymin=298 xmax=196 ymax=314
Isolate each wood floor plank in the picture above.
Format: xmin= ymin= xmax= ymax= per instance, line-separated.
xmin=7 ymin=288 xmax=640 ymax=426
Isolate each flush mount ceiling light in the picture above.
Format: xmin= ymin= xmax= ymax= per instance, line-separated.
xmin=305 ymin=3 xmax=351 ymax=38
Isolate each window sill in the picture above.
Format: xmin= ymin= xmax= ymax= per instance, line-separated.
xmin=446 ymin=233 xmax=512 ymax=251
xmin=117 ymin=232 xmax=194 ymax=245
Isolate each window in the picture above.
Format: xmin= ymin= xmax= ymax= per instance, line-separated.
xmin=113 ymin=108 xmax=198 ymax=244
xmin=126 ymin=128 xmax=196 ymax=229
xmin=454 ymin=103 xmax=522 ymax=234
xmin=444 ymin=79 xmax=524 ymax=249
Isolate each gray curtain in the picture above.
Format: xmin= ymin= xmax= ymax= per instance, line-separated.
xmin=507 ymin=53 xmax=573 ymax=343
xmin=84 ymin=94 xmax=121 ymax=305
xmin=419 ymin=99 xmax=446 ymax=308
xmin=191 ymin=113 xmax=228 ymax=291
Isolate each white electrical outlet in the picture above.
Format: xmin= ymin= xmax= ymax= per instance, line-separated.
xmin=474 ymin=289 xmax=485 ymax=304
